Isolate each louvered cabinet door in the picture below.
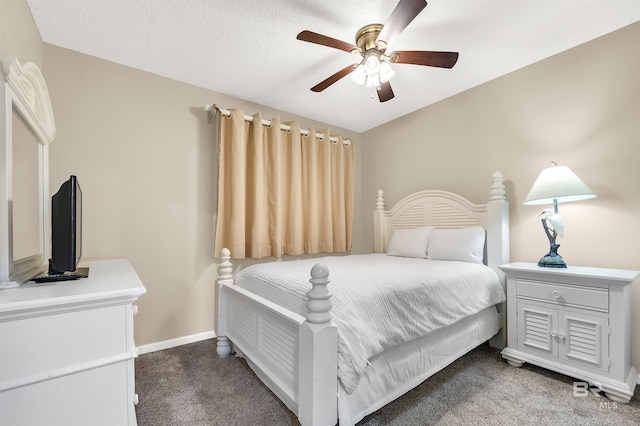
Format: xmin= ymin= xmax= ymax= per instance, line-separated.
xmin=500 ymin=263 xmax=639 ymax=404
xmin=559 ymin=311 xmax=608 ymax=372
xmin=517 ymin=303 xmax=558 ymax=356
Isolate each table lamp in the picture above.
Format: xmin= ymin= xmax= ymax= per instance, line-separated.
xmin=523 ymin=162 xmax=596 ymax=268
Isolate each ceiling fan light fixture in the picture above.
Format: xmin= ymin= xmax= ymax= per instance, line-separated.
xmin=351 ymin=52 xmax=395 ymax=87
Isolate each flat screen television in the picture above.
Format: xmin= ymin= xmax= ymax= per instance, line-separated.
xmin=49 ymin=175 xmax=82 ymax=274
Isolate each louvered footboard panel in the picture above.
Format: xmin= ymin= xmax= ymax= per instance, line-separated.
xmin=224 ymin=285 xmax=305 ymax=412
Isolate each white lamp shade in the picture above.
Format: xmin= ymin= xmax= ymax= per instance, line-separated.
xmin=523 ymin=165 xmax=597 ymax=205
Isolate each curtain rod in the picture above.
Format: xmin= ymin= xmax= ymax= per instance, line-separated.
xmin=205 ymin=104 xmax=351 ymax=146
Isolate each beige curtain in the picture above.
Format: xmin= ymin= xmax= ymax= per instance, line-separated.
xmin=214 ymin=109 xmax=355 ymax=259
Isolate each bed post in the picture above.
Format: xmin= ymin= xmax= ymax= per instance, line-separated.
xmin=216 ymin=248 xmax=233 ymax=358
xmin=373 ymin=189 xmax=387 ymax=253
xmin=486 ymin=172 xmax=509 ymax=349
xmin=298 ymin=263 xmax=338 ymax=426
xmin=486 ymin=171 xmax=509 ymax=278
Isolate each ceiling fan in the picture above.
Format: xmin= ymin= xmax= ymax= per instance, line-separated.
xmin=296 ymin=0 xmax=458 ymax=102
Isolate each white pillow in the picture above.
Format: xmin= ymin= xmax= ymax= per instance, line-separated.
xmin=386 ymin=226 xmax=433 ymax=259
xmin=427 ymin=226 xmax=485 ymax=264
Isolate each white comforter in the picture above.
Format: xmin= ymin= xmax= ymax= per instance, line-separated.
xmin=234 ymin=254 xmax=505 ymax=394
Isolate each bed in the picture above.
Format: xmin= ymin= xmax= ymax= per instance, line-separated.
xmin=215 ymin=171 xmax=510 ymax=426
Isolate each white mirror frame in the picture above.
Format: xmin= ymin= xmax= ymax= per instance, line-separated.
xmin=0 ymin=57 xmax=56 ymax=288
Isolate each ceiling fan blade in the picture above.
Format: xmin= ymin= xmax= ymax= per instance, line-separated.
xmin=376 ymin=0 xmax=427 ymax=46
xmin=393 ymin=50 xmax=459 ymax=68
xmin=311 ymin=64 xmax=357 ymax=92
xmin=297 ymin=30 xmax=358 ymax=53
xmin=377 ymin=81 xmax=395 ymax=102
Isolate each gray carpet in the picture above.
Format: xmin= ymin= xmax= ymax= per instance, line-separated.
xmin=135 ymin=339 xmax=640 ymax=425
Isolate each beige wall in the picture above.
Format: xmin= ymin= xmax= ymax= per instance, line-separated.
xmin=0 ymin=0 xmax=43 ymax=66
xmin=362 ymin=22 xmax=640 ymax=367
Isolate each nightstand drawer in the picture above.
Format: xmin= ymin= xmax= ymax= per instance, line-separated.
xmin=516 ymin=279 xmax=608 ymax=311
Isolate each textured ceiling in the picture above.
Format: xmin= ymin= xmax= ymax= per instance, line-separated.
xmin=27 ymin=0 xmax=640 ymax=132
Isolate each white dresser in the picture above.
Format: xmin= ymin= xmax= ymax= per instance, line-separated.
xmin=0 ymin=259 xmax=146 ymax=425
xmin=500 ymin=262 xmax=639 ymax=402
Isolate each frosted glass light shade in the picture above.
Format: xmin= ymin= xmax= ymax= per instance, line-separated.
xmin=364 ymin=55 xmax=380 ymax=76
xmin=379 ymin=61 xmax=395 ymax=83
xmin=523 ymin=165 xmax=596 ymax=205
xmin=350 ymin=64 xmax=366 ymax=85
xmin=365 ymin=73 xmax=380 ymax=88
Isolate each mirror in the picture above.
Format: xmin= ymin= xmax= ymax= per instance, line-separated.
xmin=0 ymin=57 xmax=56 ymax=288
xmin=12 ymin=111 xmax=41 ymax=259
xmin=11 ymin=109 xmax=45 ymax=281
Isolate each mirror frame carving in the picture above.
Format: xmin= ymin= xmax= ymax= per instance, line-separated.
xmin=0 ymin=56 xmax=56 ymax=288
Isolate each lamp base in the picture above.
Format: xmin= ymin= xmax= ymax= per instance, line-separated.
xmin=538 ymin=254 xmax=567 ymax=268
xmin=538 ymin=243 xmax=567 ymax=268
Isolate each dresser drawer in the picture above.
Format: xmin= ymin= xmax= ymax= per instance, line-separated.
xmin=0 ymin=359 xmax=131 ymax=426
xmin=0 ymin=304 xmax=129 ymax=385
xmin=516 ymin=279 xmax=608 ymax=312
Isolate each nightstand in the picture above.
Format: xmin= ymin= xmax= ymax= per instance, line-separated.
xmin=500 ymin=262 xmax=639 ymax=403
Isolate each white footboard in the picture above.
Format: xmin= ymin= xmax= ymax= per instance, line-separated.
xmin=216 ymin=249 xmax=338 ymax=426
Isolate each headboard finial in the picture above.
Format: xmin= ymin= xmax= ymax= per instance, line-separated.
xmin=489 ymin=171 xmax=506 ymax=201
xmin=376 ymin=189 xmax=385 ymax=210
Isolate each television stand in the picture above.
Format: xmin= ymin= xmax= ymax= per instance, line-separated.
xmin=0 ymin=259 xmax=146 ymax=425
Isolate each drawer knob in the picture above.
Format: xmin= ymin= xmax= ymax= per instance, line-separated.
xmin=558 ymin=332 xmax=565 ymax=340
xmin=552 ymin=291 xmax=561 ymax=299
xmin=550 ymin=331 xmax=557 ymax=337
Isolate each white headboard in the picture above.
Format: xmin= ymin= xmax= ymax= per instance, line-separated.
xmin=373 ymin=171 xmax=509 ymax=275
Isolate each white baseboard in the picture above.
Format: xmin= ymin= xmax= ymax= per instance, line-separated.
xmin=137 ymin=330 xmax=217 ymax=355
